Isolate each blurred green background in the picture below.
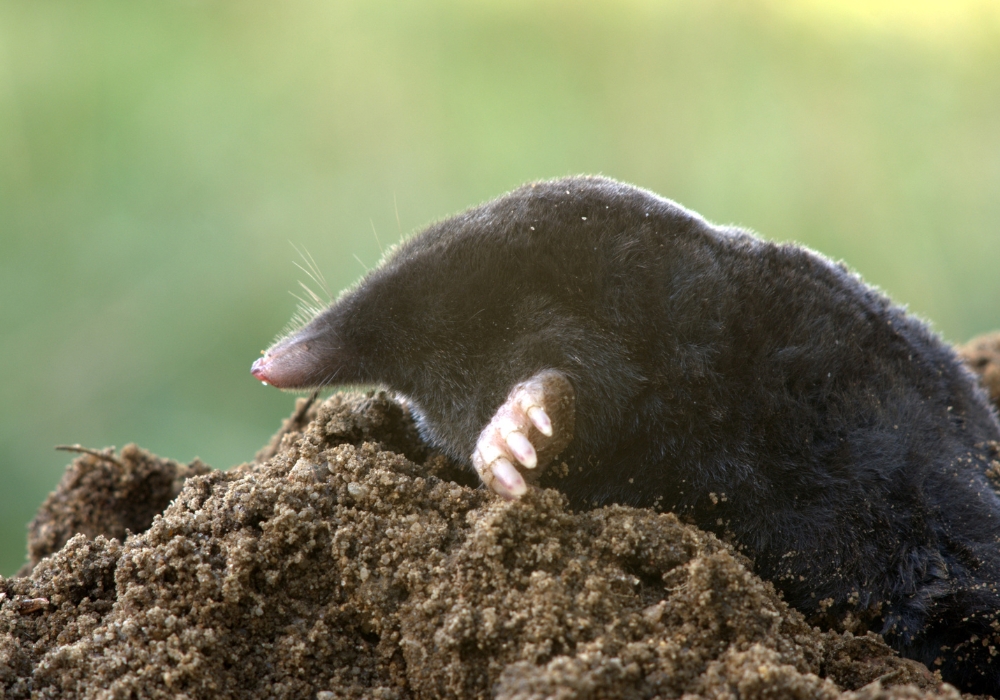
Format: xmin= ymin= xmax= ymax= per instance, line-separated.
xmin=2 ymin=0 xmax=998 ymax=575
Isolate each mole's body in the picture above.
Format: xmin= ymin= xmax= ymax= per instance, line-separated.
xmin=253 ymin=176 xmax=1000 ymax=694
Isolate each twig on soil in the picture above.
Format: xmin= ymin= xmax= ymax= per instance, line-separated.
xmin=54 ymin=444 xmax=123 ymax=468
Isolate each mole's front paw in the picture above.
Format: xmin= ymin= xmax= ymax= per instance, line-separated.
xmin=472 ymin=369 xmax=575 ymax=500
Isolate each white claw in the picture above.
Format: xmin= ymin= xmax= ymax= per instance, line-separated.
xmin=505 ymin=431 xmax=537 ymax=469
xmin=527 ymin=406 xmax=553 ymax=436
xmin=491 ymin=458 xmax=527 ymax=499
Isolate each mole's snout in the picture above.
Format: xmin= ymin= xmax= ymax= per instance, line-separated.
xmin=250 ymin=335 xmax=327 ymax=390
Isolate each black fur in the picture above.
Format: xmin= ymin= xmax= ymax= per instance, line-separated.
xmin=264 ymin=176 xmax=1000 ymax=694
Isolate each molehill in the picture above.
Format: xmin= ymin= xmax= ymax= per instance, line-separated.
xmin=2 ymin=332 xmax=998 ymax=700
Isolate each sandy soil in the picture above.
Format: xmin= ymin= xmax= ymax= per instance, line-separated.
xmin=958 ymin=332 xmax=1000 ymax=409
xmin=2 ymin=332 xmax=998 ymax=699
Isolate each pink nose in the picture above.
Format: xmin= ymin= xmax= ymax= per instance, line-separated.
xmin=251 ymin=357 xmax=271 ymax=384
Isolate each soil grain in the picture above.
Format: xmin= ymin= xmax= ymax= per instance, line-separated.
xmin=5 ymin=343 xmax=1000 ymax=700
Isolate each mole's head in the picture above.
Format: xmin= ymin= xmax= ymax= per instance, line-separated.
xmin=250 ymin=239 xmax=481 ymax=395
xmin=254 ymin=207 xmax=564 ymax=397
xmin=251 ymin=176 xmax=676 ymax=405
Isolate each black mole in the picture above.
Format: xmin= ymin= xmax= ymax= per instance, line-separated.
xmin=252 ymin=175 xmax=1000 ymax=695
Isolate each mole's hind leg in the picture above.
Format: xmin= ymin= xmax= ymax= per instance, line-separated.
xmin=472 ymin=370 xmax=575 ymax=499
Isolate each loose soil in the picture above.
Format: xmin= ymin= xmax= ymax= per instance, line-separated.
xmin=2 ymin=332 xmax=999 ymax=700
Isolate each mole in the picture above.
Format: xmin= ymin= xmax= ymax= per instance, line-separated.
xmin=251 ymin=175 xmax=1000 ymax=695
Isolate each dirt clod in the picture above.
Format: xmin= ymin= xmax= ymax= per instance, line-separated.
xmin=958 ymin=331 xmax=1000 ymax=409
xmin=22 ymin=444 xmax=211 ymax=577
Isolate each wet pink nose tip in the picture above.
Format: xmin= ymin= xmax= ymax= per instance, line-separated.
xmin=251 ymin=356 xmax=271 ymax=384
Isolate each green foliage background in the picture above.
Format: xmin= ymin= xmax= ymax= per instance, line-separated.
xmin=2 ymin=0 xmax=998 ymax=575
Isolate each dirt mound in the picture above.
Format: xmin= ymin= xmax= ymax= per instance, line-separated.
xmin=0 ymin=396 xmax=955 ymax=699
xmin=4 ymin=331 xmax=999 ymax=699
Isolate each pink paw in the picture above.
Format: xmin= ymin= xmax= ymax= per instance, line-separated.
xmin=472 ymin=370 xmax=575 ymax=500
